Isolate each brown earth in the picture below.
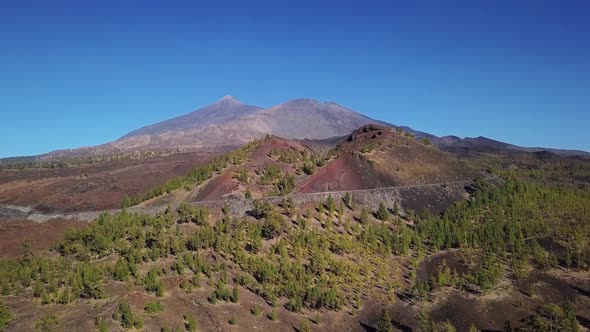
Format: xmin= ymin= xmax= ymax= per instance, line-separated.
xmin=0 ymin=217 xmax=85 ymax=258
xmin=189 ymin=136 xmax=315 ymax=202
xmin=299 ymin=125 xmax=481 ymax=193
xmin=416 ymin=249 xmax=479 ymax=282
xmin=193 ymin=170 xmax=239 ymax=201
xmin=0 ymin=152 xmax=218 ymax=213
xmin=1 ymin=192 xmax=589 ymax=332
xmin=298 ymin=155 xmax=383 ymax=193
xmin=421 ymin=270 xmax=590 ymax=331
xmin=409 ymin=249 xmax=590 ymax=331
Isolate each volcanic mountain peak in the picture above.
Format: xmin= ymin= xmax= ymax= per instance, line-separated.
xmin=216 ymin=95 xmax=256 ymax=109
xmin=266 ymin=98 xmax=358 ymax=113
xmin=253 ymin=98 xmax=376 ymax=140
xmin=120 ymin=96 xmax=262 ymax=139
xmin=219 ymin=94 xmax=238 ymax=102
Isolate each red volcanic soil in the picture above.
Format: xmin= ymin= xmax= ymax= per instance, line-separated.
xmin=298 ymin=154 xmax=391 ymax=193
xmin=0 ymin=152 xmax=218 ymax=213
xmin=191 ymin=137 xmax=315 ymax=201
xmin=193 ymin=170 xmax=238 ymax=201
xmin=0 ymin=218 xmax=85 ymax=258
xmin=250 ymin=136 xmax=311 ymax=174
xmin=299 ymin=125 xmax=479 ymax=193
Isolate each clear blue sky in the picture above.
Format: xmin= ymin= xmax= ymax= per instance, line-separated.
xmin=1 ymin=0 xmax=589 ymax=157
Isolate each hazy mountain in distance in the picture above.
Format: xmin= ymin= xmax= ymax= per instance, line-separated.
xmin=121 ymin=95 xmax=263 ymax=139
xmin=1 ymin=95 xmax=587 ymax=161
xmin=111 ymin=96 xmax=384 ymax=151
xmin=247 ymin=98 xmax=377 ymax=139
xmin=435 ymin=135 xmax=590 ymax=157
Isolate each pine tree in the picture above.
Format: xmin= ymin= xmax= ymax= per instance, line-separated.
xmin=232 ymin=285 xmax=239 ymax=303
xmin=144 ymin=269 xmax=164 ymax=297
xmin=35 ymin=313 xmax=58 ymax=332
xmin=114 ymin=302 xmax=135 ymax=329
xmin=344 ymin=192 xmax=353 ymax=208
xmin=184 ymin=314 xmax=197 ymax=332
xmin=360 ymin=208 xmax=369 ymax=224
xmin=376 ymin=309 xmax=393 ymax=332
xmin=0 ymin=301 xmax=12 ymax=332
xmin=326 ymin=195 xmax=336 ymax=216
xmin=80 ymin=263 xmax=103 ymax=299
xmin=300 ymin=319 xmax=312 ymax=332
xmin=376 ymin=202 xmax=391 ymax=221
xmin=416 ymin=307 xmax=433 ymax=332
xmin=338 ymin=201 xmax=345 ymax=222
xmin=269 ymin=309 xmax=278 ymax=321
xmin=113 ymin=259 xmax=130 ymax=281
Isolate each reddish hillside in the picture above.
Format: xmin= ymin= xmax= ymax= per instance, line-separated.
xmin=190 ymin=136 xmax=317 ymax=201
xmin=299 ymin=125 xmax=479 ymax=193
xmin=187 ymin=127 xmax=480 ymax=200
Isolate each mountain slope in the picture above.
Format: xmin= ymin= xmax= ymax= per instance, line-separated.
xmin=111 ymin=97 xmax=381 ymax=151
xmin=120 ymin=95 xmax=262 ymax=139
xmin=299 ymin=124 xmax=480 ymax=193
xmin=248 ymin=99 xmax=376 ymax=139
xmin=435 ymin=136 xmax=590 ymax=157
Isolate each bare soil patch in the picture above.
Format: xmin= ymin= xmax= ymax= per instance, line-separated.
xmin=0 ymin=217 xmax=85 ymax=258
xmin=0 ymin=152 xmax=217 ymax=213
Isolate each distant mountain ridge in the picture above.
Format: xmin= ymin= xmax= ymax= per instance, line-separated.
xmin=1 ymin=95 xmax=588 ymax=162
xmin=112 ymin=95 xmax=589 ymax=157
xmin=435 ymin=135 xmax=590 ymax=157
xmin=110 ymin=96 xmax=383 ymax=152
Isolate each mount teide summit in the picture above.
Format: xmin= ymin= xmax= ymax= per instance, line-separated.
xmin=111 ymin=96 xmax=380 ymax=151
xmin=121 ymin=95 xmax=263 ymax=138
xmin=112 ymin=96 xmax=587 ymax=157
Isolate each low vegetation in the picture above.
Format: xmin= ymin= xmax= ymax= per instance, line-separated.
xmin=121 ymin=139 xmax=263 ymax=207
xmin=113 ymin=301 xmax=143 ymax=329
xmin=144 ymin=300 xmax=165 ymax=314
xmin=0 ymin=145 xmax=588 ymax=330
xmin=0 ymin=301 xmax=12 ymax=332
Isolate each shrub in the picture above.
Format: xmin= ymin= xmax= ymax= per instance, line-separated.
xmin=300 ymin=319 xmax=312 ymax=332
xmin=144 ymin=301 xmax=165 ymax=314
xmin=231 ymin=286 xmax=239 ymax=303
xmin=376 ymin=309 xmax=393 ymax=332
xmin=184 ymin=314 xmax=197 ymax=332
xmin=376 ymin=202 xmax=391 ymax=221
xmin=252 ymin=200 xmax=273 ymax=219
xmin=35 ymin=313 xmax=58 ymax=332
xmin=95 ymin=317 xmax=108 ymax=332
xmin=113 ymin=259 xmax=130 ymax=281
xmin=262 ymin=212 xmax=287 ymax=239
xmin=302 ymin=161 xmax=316 ymax=175
xmin=144 ymin=269 xmax=164 ymax=297
xmin=0 ymin=301 xmax=12 ymax=332
xmin=360 ymin=208 xmax=369 ymax=224
xmin=269 ymin=309 xmax=278 ymax=321
xmin=112 ymin=302 xmax=138 ymax=329
xmin=251 ymin=305 xmax=262 ymax=316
